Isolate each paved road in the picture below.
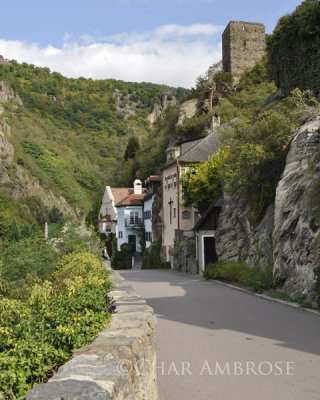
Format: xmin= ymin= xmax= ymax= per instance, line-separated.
xmin=119 ymin=269 xmax=320 ymax=400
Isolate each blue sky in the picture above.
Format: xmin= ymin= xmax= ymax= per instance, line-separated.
xmin=0 ymin=0 xmax=302 ymax=87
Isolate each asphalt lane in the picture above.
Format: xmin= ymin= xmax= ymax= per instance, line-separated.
xmin=119 ymin=269 xmax=320 ymax=400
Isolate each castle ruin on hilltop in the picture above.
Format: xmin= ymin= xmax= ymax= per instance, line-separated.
xmin=222 ymin=21 xmax=266 ymax=82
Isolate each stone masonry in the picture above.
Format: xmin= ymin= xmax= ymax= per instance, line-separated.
xmin=222 ymin=21 xmax=266 ymax=82
xmin=26 ymin=267 xmax=158 ymax=400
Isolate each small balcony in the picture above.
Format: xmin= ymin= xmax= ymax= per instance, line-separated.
xmin=125 ymin=218 xmax=143 ymax=229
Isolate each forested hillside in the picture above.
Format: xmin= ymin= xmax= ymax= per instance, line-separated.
xmin=0 ymin=57 xmax=187 ymax=234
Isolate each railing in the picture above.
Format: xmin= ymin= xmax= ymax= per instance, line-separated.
xmin=125 ymin=218 xmax=143 ymax=228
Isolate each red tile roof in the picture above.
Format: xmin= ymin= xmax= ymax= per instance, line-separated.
xmin=116 ymin=193 xmax=146 ymax=206
xmin=110 ymin=188 xmax=132 ymax=205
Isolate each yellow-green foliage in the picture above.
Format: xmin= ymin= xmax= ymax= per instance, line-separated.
xmin=180 ymin=148 xmax=226 ymax=213
xmin=0 ymin=251 xmax=112 ymax=399
xmin=214 ymin=57 xmax=277 ymax=123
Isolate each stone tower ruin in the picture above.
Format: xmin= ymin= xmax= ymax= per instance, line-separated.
xmin=222 ymin=21 xmax=266 ymax=82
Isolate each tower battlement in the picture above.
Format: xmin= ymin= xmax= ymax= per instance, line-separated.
xmin=222 ymin=21 xmax=266 ymax=82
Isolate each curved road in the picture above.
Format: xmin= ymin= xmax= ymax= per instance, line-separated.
xmin=120 ymin=269 xmax=320 ymax=400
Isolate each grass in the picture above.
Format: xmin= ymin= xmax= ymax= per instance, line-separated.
xmin=268 ymin=291 xmax=313 ymax=309
xmin=204 ymin=262 xmax=315 ymax=309
xmin=203 ymin=261 xmax=274 ymax=293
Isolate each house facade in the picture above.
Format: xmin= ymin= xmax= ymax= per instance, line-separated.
xmin=143 ymin=175 xmax=162 ymax=249
xmin=115 ymin=179 xmax=145 ymax=252
xmin=162 ymin=124 xmax=224 ymax=265
xmin=162 ymin=138 xmax=204 ymax=263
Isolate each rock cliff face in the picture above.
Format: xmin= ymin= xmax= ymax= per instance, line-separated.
xmin=176 ymin=98 xmax=198 ymax=126
xmin=215 ymin=195 xmax=274 ymax=268
xmin=273 ymin=116 xmax=320 ymax=298
xmin=147 ymin=89 xmax=178 ymax=124
xmin=215 ymin=113 xmax=320 ymax=299
xmin=0 ymin=83 xmax=72 ymax=216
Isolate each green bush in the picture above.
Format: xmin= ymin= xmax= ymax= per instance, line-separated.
xmin=142 ymin=240 xmax=171 ymax=269
xmin=0 ymin=236 xmax=58 ymax=289
xmin=112 ymin=243 xmax=133 ymax=270
xmin=0 ymin=251 xmax=112 ymax=399
xmin=204 ymin=260 xmax=274 ymax=293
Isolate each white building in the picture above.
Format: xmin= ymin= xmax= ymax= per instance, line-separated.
xmin=98 ymin=186 xmax=133 ymax=236
xmin=115 ymin=179 xmax=146 ymax=252
xmin=143 ymin=175 xmax=162 ymax=248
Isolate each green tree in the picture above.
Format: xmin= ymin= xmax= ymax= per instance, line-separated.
xmin=180 ymin=149 xmax=226 ymax=213
xmin=124 ymin=136 xmax=140 ymax=161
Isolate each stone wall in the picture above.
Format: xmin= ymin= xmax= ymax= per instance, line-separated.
xmin=173 ymin=230 xmax=198 ymax=274
xmin=26 ymin=268 xmax=158 ymax=400
xmin=222 ymin=21 xmax=265 ymax=82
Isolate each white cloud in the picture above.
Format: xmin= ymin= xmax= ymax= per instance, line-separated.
xmin=0 ymin=24 xmax=223 ymax=88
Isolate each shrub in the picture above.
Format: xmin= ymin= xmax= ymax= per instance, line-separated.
xmin=142 ymin=240 xmax=170 ymax=269
xmin=112 ymin=243 xmax=133 ymax=270
xmin=204 ymin=260 xmax=274 ymax=293
xmin=0 ymin=251 xmax=112 ymax=399
xmin=0 ymin=236 xmax=58 ymax=288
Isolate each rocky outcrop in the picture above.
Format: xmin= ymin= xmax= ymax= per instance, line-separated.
xmin=215 ymin=194 xmax=274 ymax=267
xmin=147 ymin=89 xmax=177 ymax=124
xmin=113 ymin=89 xmax=135 ymax=119
xmin=273 ymin=115 xmax=320 ymax=298
xmin=216 ymin=113 xmax=320 ymax=300
xmin=26 ymin=268 xmax=158 ymax=400
xmin=0 ymin=80 xmax=22 ymax=107
xmin=176 ymin=98 xmax=198 ymax=126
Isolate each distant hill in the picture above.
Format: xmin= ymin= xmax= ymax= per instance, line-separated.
xmin=0 ymin=57 xmax=188 ymax=232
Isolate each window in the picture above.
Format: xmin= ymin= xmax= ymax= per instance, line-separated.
xmin=145 ymin=232 xmax=152 ymax=242
xmin=169 ymin=198 xmax=173 ymax=224
xmin=173 ymin=208 xmax=176 ymax=218
xmin=243 ymin=40 xmax=247 ymax=47
xmin=182 ymin=211 xmax=190 ymax=220
xmin=242 ymin=25 xmax=246 ymax=31
xmin=130 ymin=211 xmax=139 ymax=225
xmin=144 ymin=210 xmax=151 ymax=220
xmin=119 ymin=231 xmax=123 ymax=239
xmin=106 ymin=226 xmax=111 ymax=232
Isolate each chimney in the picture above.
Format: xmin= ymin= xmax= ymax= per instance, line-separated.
xmin=133 ymin=179 xmax=142 ymax=194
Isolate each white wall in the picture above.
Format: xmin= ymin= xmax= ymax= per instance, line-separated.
xmin=144 ymin=195 xmax=155 ymax=248
xmin=99 ymin=186 xmax=118 ymax=235
xmin=117 ymin=206 xmax=143 ymax=252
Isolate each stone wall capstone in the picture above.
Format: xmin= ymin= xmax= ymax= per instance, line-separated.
xmin=26 ymin=268 xmax=158 ymax=400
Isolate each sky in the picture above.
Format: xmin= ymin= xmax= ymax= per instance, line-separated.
xmin=0 ymin=0 xmax=303 ymax=88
